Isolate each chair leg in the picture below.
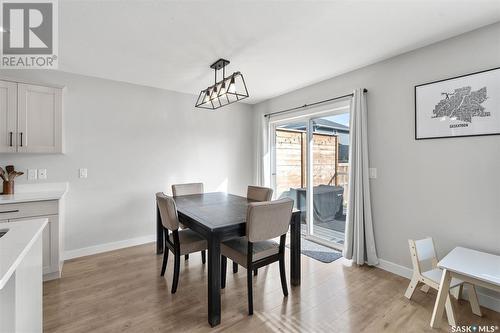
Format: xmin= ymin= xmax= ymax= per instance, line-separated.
xmin=404 ymin=275 xmax=419 ymax=299
xmin=457 ymin=284 xmax=463 ymax=299
xmin=221 ymin=256 xmax=227 ymax=289
xmin=247 ymin=266 xmax=253 ymax=315
xmin=279 ymin=254 xmax=288 ymax=297
xmin=468 ymin=284 xmax=482 ymax=317
xmin=451 ymin=284 xmax=462 ymax=300
xmin=172 ymin=253 xmax=180 ymax=294
xmin=184 ymin=254 xmax=189 ymax=261
xmin=201 ymin=250 xmax=206 ymax=264
xmin=254 ymin=269 xmax=258 ymax=276
xmin=160 ymin=248 xmax=169 ymax=277
xmin=233 ymin=262 xmax=238 ymax=273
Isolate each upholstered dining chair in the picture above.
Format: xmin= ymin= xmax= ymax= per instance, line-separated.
xmin=156 ymin=192 xmax=208 ymax=294
xmin=247 ymin=185 xmax=273 ymax=202
xmin=221 ymin=198 xmax=294 ymax=315
xmin=233 ymin=185 xmax=274 ymax=275
xmin=172 ymin=182 xmax=204 ymax=196
xmin=171 ymin=182 xmax=205 ymax=263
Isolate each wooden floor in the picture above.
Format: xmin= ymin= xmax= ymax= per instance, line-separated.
xmin=44 ymin=243 xmax=500 ymax=332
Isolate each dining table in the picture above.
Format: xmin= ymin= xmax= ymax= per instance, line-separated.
xmin=155 ymin=192 xmax=302 ymax=327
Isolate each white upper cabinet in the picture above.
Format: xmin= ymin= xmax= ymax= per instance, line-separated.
xmin=0 ymin=80 xmax=63 ymax=154
xmin=17 ymin=83 xmax=62 ymax=153
xmin=0 ymin=80 xmax=17 ymax=153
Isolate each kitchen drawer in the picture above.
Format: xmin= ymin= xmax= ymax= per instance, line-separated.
xmin=0 ymin=200 xmax=58 ymax=220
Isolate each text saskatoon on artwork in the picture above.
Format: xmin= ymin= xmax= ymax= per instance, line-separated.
xmin=431 ymin=86 xmax=489 ymax=128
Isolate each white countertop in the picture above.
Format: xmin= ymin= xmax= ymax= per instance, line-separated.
xmin=0 ymin=182 xmax=67 ymax=204
xmin=0 ymin=190 xmax=66 ymax=204
xmin=0 ymin=218 xmax=48 ymax=289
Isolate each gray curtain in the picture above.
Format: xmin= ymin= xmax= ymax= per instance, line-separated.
xmin=343 ymin=89 xmax=378 ymax=265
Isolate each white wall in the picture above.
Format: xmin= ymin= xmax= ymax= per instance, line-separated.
xmin=0 ymin=70 xmax=254 ymax=253
xmin=253 ymin=23 xmax=500 ymax=306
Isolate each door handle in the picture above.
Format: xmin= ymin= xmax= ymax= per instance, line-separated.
xmin=0 ymin=210 xmax=19 ymax=214
xmin=9 ymin=132 xmax=13 ymax=147
xmin=19 ymin=132 xmax=23 ymax=147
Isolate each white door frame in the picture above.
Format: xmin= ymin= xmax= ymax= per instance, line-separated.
xmin=269 ymin=104 xmax=351 ymax=250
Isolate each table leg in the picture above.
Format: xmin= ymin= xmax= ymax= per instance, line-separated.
xmin=468 ymin=284 xmax=482 ymax=316
xmin=430 ymin=269 xmax=452 ymax=328
xmin=207 ymin=237 xmax=221 ymax=327
xmin=156 ymin=205 xmax=163 ymax=254
xmin=444 ymin=294 xmax=457 ymax=326
xmin=290 ymin=211 xmax=301 ymax=286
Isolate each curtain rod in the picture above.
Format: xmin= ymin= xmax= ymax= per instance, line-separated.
xmin=263 ymin=88 xmax=368 ymax=118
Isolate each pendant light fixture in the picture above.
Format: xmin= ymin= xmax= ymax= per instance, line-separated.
xmin=195 ymin=58 xmax=249 ymax=109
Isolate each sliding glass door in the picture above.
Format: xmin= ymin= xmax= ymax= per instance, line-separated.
xmin=307 ymin=112 xmax=350 ymax=248
xmin=271 ymin=121 xmax=309 ymax=229
xmin=270 ymin=106 xmax=350 ymax=250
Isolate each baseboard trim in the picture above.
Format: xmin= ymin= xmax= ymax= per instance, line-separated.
xmin=43 ymin=271 xmax=60 ymax=282
xmin=377 ymin=258 xmax=500 ymax=313
xmin=377 ymin=258 xmax=413 ymax=279
xmin=63 ymin=234 xmax=156 ymax=260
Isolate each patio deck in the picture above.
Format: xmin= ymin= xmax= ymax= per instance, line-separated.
xmin=300 ymin=216 xmax=346 ymax=246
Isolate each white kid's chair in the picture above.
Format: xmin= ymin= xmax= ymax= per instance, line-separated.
xmin=405 ymin=238 xmax=482 ymax=325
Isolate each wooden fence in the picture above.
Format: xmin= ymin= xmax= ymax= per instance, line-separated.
xmin=275 ymin=129 xmax=349 ymax=203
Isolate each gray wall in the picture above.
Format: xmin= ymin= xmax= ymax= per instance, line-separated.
xmin=253 ymin=23 xmax=500 ymax=270
xmin=0 ymin=70 xmax=254 ymax=252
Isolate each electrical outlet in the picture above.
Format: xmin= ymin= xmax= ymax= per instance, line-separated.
xmin=79 ymin=168 xmax=88 ymax=179
xmin=38 ymin=169 xmax=47 ymax=180
xmin=27 ymin=169 xmax=37 ymax=181
xmin=369 ymin=168 xmax=377 ymax=179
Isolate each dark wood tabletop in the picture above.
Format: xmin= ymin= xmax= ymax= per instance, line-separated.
xmin=156 ymin=192 xmax=301 ymax=327
xmin=173 ymin=192 xmax=250 ymax=231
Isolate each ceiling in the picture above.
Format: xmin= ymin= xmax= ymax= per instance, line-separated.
xmin=59 ymin=0 xmax=500 ymax=104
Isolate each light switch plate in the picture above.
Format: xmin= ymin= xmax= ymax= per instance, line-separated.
xmin=79 ymin=168 xmax=88 ymax=179
xmin=369 ymin=168 xmax=377 ymax=179
xmin=27 ymin=169 xmax=37 ymax=181
xmin=38 ymin=169 xmax=47 ymax=180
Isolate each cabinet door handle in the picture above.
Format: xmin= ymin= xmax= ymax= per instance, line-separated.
xmin=0 ymin=210 xmax=19 ymax=214
xmin=19 ymin=132 xmax=23 ymax=147
xmin=9 ymin=132 xmax=13 ymax=147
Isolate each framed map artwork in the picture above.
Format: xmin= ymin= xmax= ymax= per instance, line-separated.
xmin=415 ymin=67 xmax=500 ymax=140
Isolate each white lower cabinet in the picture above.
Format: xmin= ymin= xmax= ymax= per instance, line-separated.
xmin=0 ymin=200 xmax=62 ymax=280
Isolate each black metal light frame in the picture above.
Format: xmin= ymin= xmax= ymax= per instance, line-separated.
xmin=195 ymin=58 xmax=249 ymax=109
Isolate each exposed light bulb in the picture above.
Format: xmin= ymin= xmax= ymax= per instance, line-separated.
xmin=210 ymin=86 xmax=218 ymax=100
xmin=219 ymin=82 xmax=227 ymax=95
xmin=203 ymin=89 xmax=211 ymax=104
xmin=228 ymin=77 xmax=236 ymax=93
